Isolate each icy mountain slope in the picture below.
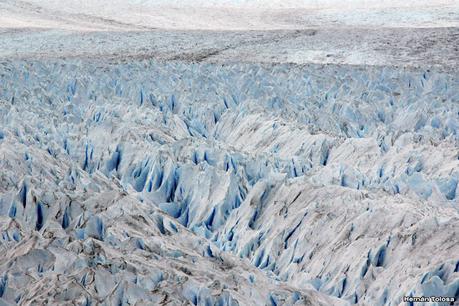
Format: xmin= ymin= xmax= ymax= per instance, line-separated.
xmin=1 ymin=0 xmax=458 ymax=31
xmin=0 ymin=59 xmax=458 ymax=305
xmin=1 ymin=27 xmax=458 ymax=68
xmin=2 ymin=0 xmax=458 ymax=68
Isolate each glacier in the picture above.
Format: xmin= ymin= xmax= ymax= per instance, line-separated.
xmin=0 ymin=0 xmax=459 ymax=305
xmin=0 ymin=58 xmax=458 ymax=305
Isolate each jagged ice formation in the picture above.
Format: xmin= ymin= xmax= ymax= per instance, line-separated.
xmin=0 ymin=59 xmax=458 ymax=305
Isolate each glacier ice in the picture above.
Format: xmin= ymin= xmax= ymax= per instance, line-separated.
xmin=0 ymin=58 xmax=458 ymax=306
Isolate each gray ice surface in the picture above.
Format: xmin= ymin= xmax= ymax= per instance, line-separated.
xmin=0 ymin=1 xmax=458 ymax=306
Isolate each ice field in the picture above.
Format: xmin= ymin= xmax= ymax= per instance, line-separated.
xmin=0 ymin=1 xmax=458 ymax=305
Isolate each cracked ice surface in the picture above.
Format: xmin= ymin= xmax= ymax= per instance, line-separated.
xmin=0 ymin=59 xmax=458 ymax=305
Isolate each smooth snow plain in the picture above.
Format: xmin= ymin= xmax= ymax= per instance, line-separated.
xmin=0 ymin=1 xmax=458 ymax=306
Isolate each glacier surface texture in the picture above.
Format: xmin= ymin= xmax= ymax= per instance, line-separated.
xmin=0 ymin=1 xmax=459 ymax=305
xmin=0 ymin=59 xmax=458 ymax=305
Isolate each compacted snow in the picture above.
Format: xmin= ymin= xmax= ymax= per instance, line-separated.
xmin=0 ymin=1 xmax=458 ymax=306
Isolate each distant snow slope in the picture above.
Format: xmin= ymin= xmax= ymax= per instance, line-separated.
xmin=1 ymin=0 xmax=458 ymax=30
xmin=1 ymin=0 xmax=458 ymax=66
xmin=1 ymin=28 xmax=458 ymax=68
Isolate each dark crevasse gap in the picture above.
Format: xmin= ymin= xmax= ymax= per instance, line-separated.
xmin=35 ymin=203 xmax=45 ymax=231
xmin=62 ymin=206 xmax=70 ymax=229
